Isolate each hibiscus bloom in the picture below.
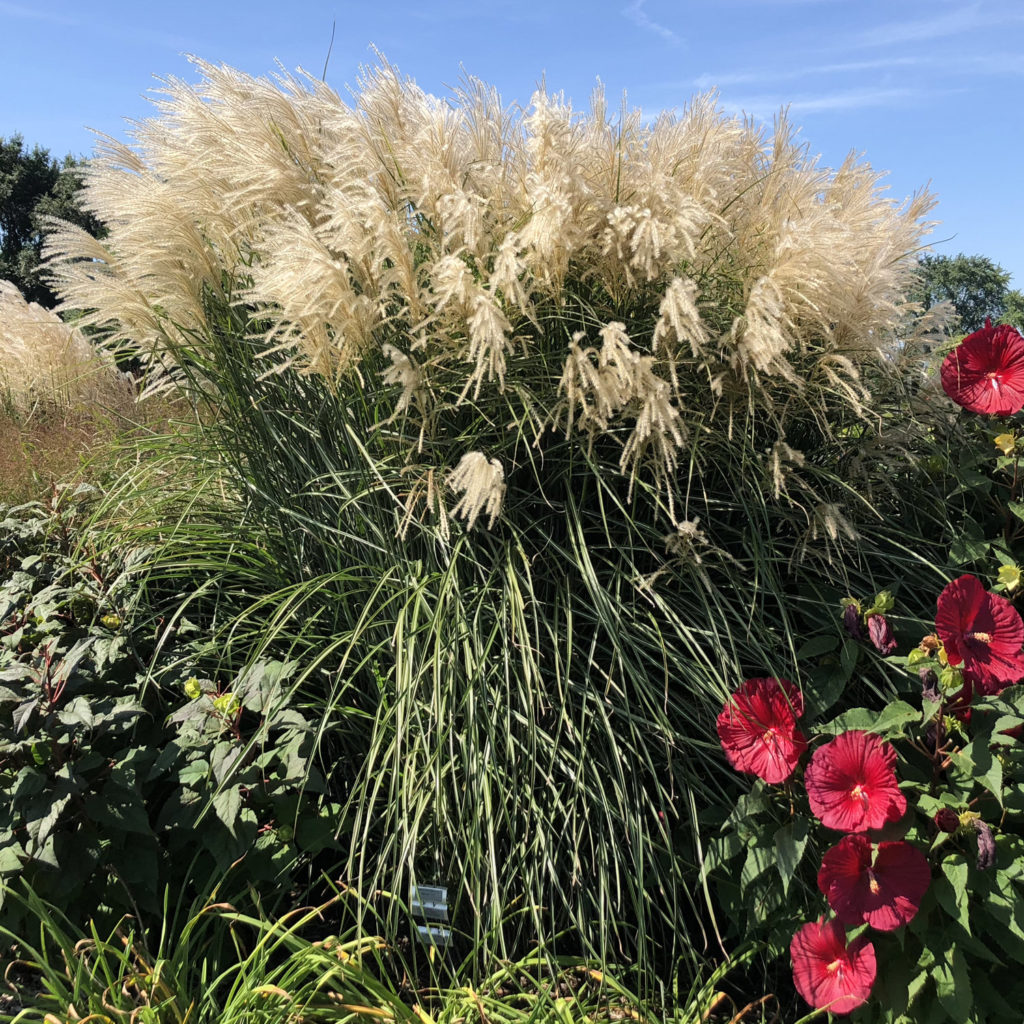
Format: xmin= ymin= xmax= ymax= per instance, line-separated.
xmin=940 ymin=319 xmax=1024 ymax=415
xmin=791 ymin=918 xmax=876 ymax=1016
xmin=935 ymin=575 xmax=1024 ymax=693
xmin=818 ymin=835 xmax=931 ymax=931
xmin=716 ymin=678 xmax=807 ymax=784
xmin=805 ymin=730 xmax=906 ymax=832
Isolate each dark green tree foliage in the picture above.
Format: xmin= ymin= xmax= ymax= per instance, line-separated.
xmin=911 ymin=253 xmax=1012 ymax=333
xmin=1001 ymin=289 xmax=1024 ymax=329
xmin=0 ymin=134 xmax=103 ymax=307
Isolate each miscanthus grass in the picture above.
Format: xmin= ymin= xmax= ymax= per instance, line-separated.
xmin=44 ymin=56 xmax=937 ymax=534
xmin=0 ymin=281 xmax=130 ymax=416
xmin=39 ymin=57 xmax=956 ymax=983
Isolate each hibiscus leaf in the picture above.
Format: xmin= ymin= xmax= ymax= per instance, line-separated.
xmin=212 ymin=786 xmax=242 ymax=837
xmin=739 ymin=841 xmax=774 ymax=896
xmin=937 ymin=858 xmax=971 ymax=933
xmin=970 ymin=737 xmax=1003 ymax=806
xmin=872 ymin=700 xmax=920 ymax=738
xmin=773 ymin=818 xmax=808 ymax=897
xmin=796 ymin=634 xmax=838 ymax=660
xmin=818 ymin=707 xmax=875 ymax=735
xmin=932 ymin=946 xmax=972 ymax=1023
xmin=949 ymin=531 xmax=990 ymax=566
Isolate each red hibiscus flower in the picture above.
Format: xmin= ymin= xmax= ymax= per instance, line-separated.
xmin=818 ymin=835 xmax=931 ymax=931
xmin=805 ymin=730 xmax=906 ymax=832
xmin=791 ymin=917 xmax=876 ymax=1016
xmin=941 ymin=319 xmax=1024 ymax=415
xmin=716 ymin=678 xmax=807 ymax=784
xmin=935 ymin=575 xmax=1024 ymax=693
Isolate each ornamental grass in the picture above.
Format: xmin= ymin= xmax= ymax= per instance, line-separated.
xmin=35 ymin=57 xmax=964 ymax=983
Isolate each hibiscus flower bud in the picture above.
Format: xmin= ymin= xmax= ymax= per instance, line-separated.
xmin=843 ymin=602 xmax=864 ymax=640
xmin=934 ymin=808 xmax=959 ymax=833
xmin=868 ymin=614 xmax=897 ymax=656
xmin=973 ymin=819 xmax=996 ymax=870
xmin=919 ymin=667 xmax=940 ymax=702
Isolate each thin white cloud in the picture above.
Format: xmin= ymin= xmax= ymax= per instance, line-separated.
xmin=622 ymin=1 xmax=680 ymax=46
xmin=855 ymin=3 xmax=1023 ymax=48
xmin=718 ymin=86 xmax=932 ymax=121
xmin=693 ymin=56 xmax=922 ymax=91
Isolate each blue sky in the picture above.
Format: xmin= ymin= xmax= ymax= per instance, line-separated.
xmin=4 ymin=0 xmax=1023 ymax=286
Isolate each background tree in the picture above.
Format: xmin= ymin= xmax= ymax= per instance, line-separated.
xmin=1001 ymin=289 xmax=1024 ymax=328
xmin=0 ymin=134 xmax=103 ymax=307
xmin=910 ymin=252 xmax=1012 ymax=333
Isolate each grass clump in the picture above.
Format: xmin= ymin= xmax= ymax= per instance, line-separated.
xmin=21 ymin=55 xmax=970 ymax=994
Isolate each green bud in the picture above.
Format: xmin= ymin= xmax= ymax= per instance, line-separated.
xmin=184 ymin=677 xmax=202 ymax=700
xmin=100 ymin=613 xmax=121 ymax=629
xmin=863 ymin=590 xmax=894 ymax=618
xmin=939 ymin=665 xmax=964 ymax=692
xmin=212 ymin=691 xmax=240 ymax=716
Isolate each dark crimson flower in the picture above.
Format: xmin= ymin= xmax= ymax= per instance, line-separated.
xmin=935 ymin=575 xmax=1024 ymax=694
xmin=843 ymin=604 xmax=864 ymax=641
xmin=940 ymin=319 xmax=1024 ymax=415
xmin=934 ymin=808 xmax=960 ymax=833
xmin=791 ymin=918 xmax=876 ymax=1016
xmin=805 ymin=731 xmax=906 ymax=832
xmin=867 ymin=614 xmax=897 ymax=655
xmin=973 ymin=819 xmax=996 ymax=870
xmin=818 ymin=835 xmax=931 ymax=931
xmin=1000 ymin=723 xmax=1024 ymax=742
xmin=716 ymin=678 xmax=806 ymax=784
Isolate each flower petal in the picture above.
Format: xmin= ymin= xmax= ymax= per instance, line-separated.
xmin=791 ymin=918 xmax=876 ymax=1015
xmin=941 ymin=323 xmax=1024 ymax=416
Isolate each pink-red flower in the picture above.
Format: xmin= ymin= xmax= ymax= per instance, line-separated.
xmin=867 ymin=614 xmax=897 ymax=655
xmin=716 ymin=678 xmax=807 ymax=784
xmin=818 ymin=835 xmax=931 ymax=931
xmin=941 ymin=319 xmax=1024 ymax=415
xmin=805 ymin=730 xmax=906 ymax=832
xmin=791 ymin=917 xmax=876 ymax=1016
xmin=935 ymin=575 xmax=1024 ymax=694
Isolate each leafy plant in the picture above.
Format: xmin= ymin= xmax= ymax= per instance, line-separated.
xmin=0 ymin=490 xmax=333 ymax=933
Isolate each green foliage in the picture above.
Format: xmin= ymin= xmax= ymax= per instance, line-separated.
xmin=0 ymin=878 xmax=760 ymax=1024
xmin=0 ymin=489 xmax=332 ymax=934
xmin=910 ymin=253 xmax=1013 ymax=334
xmin=1001 ymin=289 xmax=1024 ymax=330
xmin=0 ymin=134 xmax=103 ymax=307
xmin=79 ymin=278 xmax=979 ymax=981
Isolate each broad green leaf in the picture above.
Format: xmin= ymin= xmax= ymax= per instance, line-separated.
xmin=773 ymin=818 xmax=808 ymax=896
xmin=796 ymin=635 xmax=839 ymax=660
xmin=933 ymin=946 xmax=972 ymax=1023
xmin=740 ymin=842 xmax=775 ymax=895
xmin=820 ymin=707 xmax=876 ymax=735
xmin=873 ymin=699 xmax=921 ymax=737
xmin=58 ymin=696 xmax=94 ymax=729
xmin=949 ymin=533 xmax=990 ymax=564
xmin=213 ymin=786 xmax=242 ymax=836
xmin=85 ymin=784 xmax=151 ymax=835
